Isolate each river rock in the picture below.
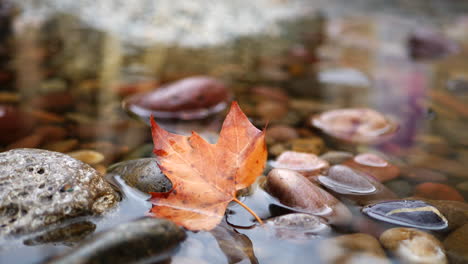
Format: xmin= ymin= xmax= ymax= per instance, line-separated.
xmin=47 ymin=217 xmax=186 ymax=264
xmin=0 ymin=148 xmax=118 ymax=235
xmin=108 ymin=158 xmax=172 ymax=193
xmin=318 ymin=165 xmax=397 ymax=205
xmin=124 ymin=76 xmax=230 ymax=120
xmin=344 ymin=153 xmax=400 ymax=182
xmin=408 ymin=29 xmax=459 ymax=60
xmin=443 ymin=223 xmax=468 ymax=264
xmin=319 ymin=233 xmax=390 ymax=264
xmin=319 ymin=151 xmax=354 ymax=165
xmin=266 ymin=168 xmax=352 ymax=225
xmin=289 ymin=137 xmax=326 ymax=155
xmin=266 ymin=125 xmax=298 ymax=144
xmin=265 ymin=213 xmax=330 ymax=240
xmin=311 ymin=108 xmax=398 ymax=144
xmin=380 ymin=227 xmax=447 ymax=264
xmin=23 ymin=221 xmax=96 ymax=246
xmin=0 ymin=105 xmax=34 ymax=144
xmin=270 ymin=151 xmax=329 ymax=180
xmin=423 ymin=199 xmax=468 ymax=231
xmin=401 ymin=168 xmax=448 ymax=183
xmin=362 ymin=200 xmax=448 ymax=230
xmin=414 ymin=183 xmax=465 ymax=202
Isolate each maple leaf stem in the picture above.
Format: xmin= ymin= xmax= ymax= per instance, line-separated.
xmin=232 ymin=197 xmax=264 ymax=225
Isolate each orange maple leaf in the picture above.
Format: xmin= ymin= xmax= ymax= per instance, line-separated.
xmin=149 ymin=101 xmax=267 ymax=231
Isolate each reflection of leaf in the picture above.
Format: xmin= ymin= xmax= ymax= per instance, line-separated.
xmin=149 ymin=102 xmax=267 ymax=231
xmin=211 ymin=222 xmax=259 ymax=264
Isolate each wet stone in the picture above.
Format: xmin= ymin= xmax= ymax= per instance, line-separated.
xmin=289 ymin=137 xmax=326 ymax=155
xmin=402 ymin=168 xmax=448 ymax=183
xmin=318 ymin=165 xmax=397 ymax=206
xmin=266 ymin=125 xmax=299 ymax=144
xmin=319 ymin=151 xmax=354 ymax=165
xmin=443 ymin=223 xmax=468 ymax=264
xmin=108 ymin=158 xmax=172 ymax=193
xmin=362 ymin=200 xmax=448 ymax=230
xmin=270 ymin=151 xmax=329 ymax=179
xmin=47 ymin=217 xmax=186 ymax=264
xmin=318 ymin=164 xmax=377 ymax=195
xmin=414 ymin=182 xmax=465 ymax=202
xmin=266 ymin=168 xmax=352 ymax=225
xmin=380 ymin=227 xmax=447 ymax=264
xmin=423 ymin=199 xmax=468 ymax=231
xmin=124 ymin=76 xmax=230 ymax=120
xmin=319 ymin=233 xmax=390 ymax=264
xmin=311 ymin=108 xmax=398 ymax=144
xmin=385 ymin=180 xmax=413 ymax=198
xmin=23 ymin=221 xmax=96 ymax=246
xmin=0 ymin=148 xmax=119 ymax=236
xmin=265 ymin=213 xmax=330 ymax=240
xmin=344 ymin=153 xmax=400 ymax=182
xmin=408 ymin=29 xmax=459 ymax=60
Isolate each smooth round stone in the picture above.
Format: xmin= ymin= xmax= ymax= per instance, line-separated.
xmin=402 ymin=168 xmax=448 ymax=183
xmin=380 ymin=227 xmax=447 ymax=264
xmin=67 ymin=150 xmax=105 ymax=165
xmin=0 ymin=105 xmax=34 ymax=144
xmin=108 ymin=158 xmax=172 ymax=193
xmin=408 ymin=29 xmax=459 ymax=60
xmin=319 ymin=233 xmax=390 ymax=264
xmin=124 ymin=76 xmax=230 ymax=120
xmin=318 ymin=164 xmax=377 ymax=195
xmin=265 ymin=213 xmax=330 ymax=240
xmin=319 ymin=151 xmax=354 ymax=165
xmin=385 ymin=180 xmax=413 ymax=198
xmin=345 ymin=153 xmax=400 ymax=182
xmin=414 ymin=183 xmax=465 ymax=202
xmin=289 ymin=137 xmax=326 ymax=155
xmin=423 ymin=199 xmax=468 ymax=231
xmin=47 ymin=218 xmax=186 ymax=264
xmin=456 ymin=181 xmax=468 ymax=191
xmin=443 ymin=223 xmax=468 ymax=264
xmin=266 ymin=169 xmax=352 ymax=225
xmin=362 ymin=200 xmax=448 ymax=230
xmin=319 ymin=165 xmax=397 ymax=206
xmin=270 ymin=151 xmax=329 ymax=179
xmin=311 ymin=108 xmax=398 ymax=144
xmin=266 ymin=125 xmax=299 ymax=144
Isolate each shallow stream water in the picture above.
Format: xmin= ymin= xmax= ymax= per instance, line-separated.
xmin=1 ymin=0 xmax=468 ymax=263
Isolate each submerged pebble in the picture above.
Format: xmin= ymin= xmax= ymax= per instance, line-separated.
xmin=319 ymin=233 xmax=390 ymax=264
xmin=362 ymin=200 xmax=448 ymax=230
xmin=47 ymin=218 xmax=186 ymax=264
xmin=266 ymin=168 xmax=352 ymax=225
xmin=319 ymin=151 xmax=354 ymax=165
xmin=265 ymin=213 xmax=331 ymax=240
xmin=270 ymin=151 xmax=329 ymax=179
xmin=311 ymin=108 xmax=398 ymax=144
xmin=67 ymin=150 xmax=105 ymax=166
xmin=318 ymin=165 xmax=397 ymax=205
xmin=414 ymin=182 xmax=465 ymax=202
xmin=344 ymin=153 xmax=400 ymax=182
xmin=443 ymin=223 xmax=468 ymax=264
xmin=124 ymin=76 xmax=230 ymax=120
xmin=380 ymin=227 xmax=447 ymax=264
xmin=318 ymin=164 xmax=376 ymax=195
xmin=289 ymin=137 xmax=326 ymax=155
xmin=108 ymin=158 xmax=172 ymax=193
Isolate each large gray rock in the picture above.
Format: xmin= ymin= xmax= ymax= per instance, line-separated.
xmin=0 ymin=148 xmax=119 ymax=235
xmin=47 ymin=217 xmax=186 ymax=264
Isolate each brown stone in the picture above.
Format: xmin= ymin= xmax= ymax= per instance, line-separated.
xmin=380 ymin=227 xmax=447 ymax=264
xmin=319 ymin=233 xmax=390 ymax=264
xmin=444 ymin=224 xmax=468 ymax=264
xmin=344 ymin=153 xmax=400 ymax=182
xmin=266 ymin=168 xmax=352 ymax=225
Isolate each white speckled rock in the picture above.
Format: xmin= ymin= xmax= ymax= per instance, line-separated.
xmin=0 ymin=148 xmax=118 ymax=235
